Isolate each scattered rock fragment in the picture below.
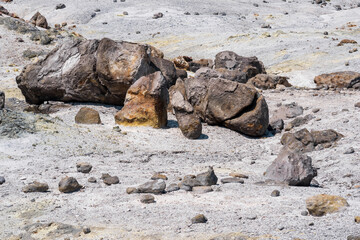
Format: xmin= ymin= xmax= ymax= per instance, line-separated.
xmin=166 ymin=183 xmax=180 ymax=192
xmin=30 ymin=12 xmax=49 ymax=29
xmin=271 ymin=190 xmax=280 ymax=197
xmin=82 ymin=227 xmax=91 ymax=234
xmin=0 ymin=91 xmax=4 ymax=109
xmin=88 ymin=177 xmax=97 ymax=183
xmin=76 ymin=162 xmax=92 ymax=173
xmin=306 ymin=194 xmax=349 ymax=216
xmin=59 ymin=177 xmax=82 ymax=193
xmin=0 ymin=176 xmax=5 ymax=185
xmin=192 ymin=186 xmax=213 ymax=193
xmin=247 ymin=74 xmax=291 ymax=89
xmin=191 ymin=214 xmax=207 ymax=224
xmin=75 ymin=107 xmax=101 ymax=124
xmin=265 ymin=149 xmax=317 ymax=186
xmin=221 ymin=178 xmax=244 ymax=184
xmin=355 ymin=216 xmax=360 ymax=223
xmin=196 ymin=167 xmax=218 ymax=186
xmin=153 ymin=12 xmax=164 ymax=19
xmin=55 ymin=3 xmax=66 ymax=10
xmin=269 ymin=119 xmax=284 ymax=134
xmin=151 ymin=173 xmax=168 ymax=180
xmin=114 ymin=72 xmax=168 ymax=128
xmin=140 ymin=194 xmax=155 ymax=204
xmin=126 ymin=187 xmax=138 ymax=194
xmin=348 ymin=236 xmax=360 ymax=240
xmin=344 ymin=147 xmax=355 ymax=154
xmin=101 ymin=173 xmax=120 ymax=185
xmin=355 ymin=102 xmax=360 ymax=108
xmin=137 ymin=179 xmax=166 ymax=194
xmin=284 ymin=114 xmax=315 ymax=131
xmin=22 ymin=181 xmax=49 ymax=193
xmin=229 ymin=172 xmax=249 ymax=179
xmin=338 ymin=39 xmax=357 ymax=46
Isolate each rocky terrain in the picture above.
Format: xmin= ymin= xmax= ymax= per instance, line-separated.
xmin=0 ymin=0 xmax=360 ymax=240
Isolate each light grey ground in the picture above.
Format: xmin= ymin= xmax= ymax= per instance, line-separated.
xmin=0 ymin=0 xmax=360 ymax=239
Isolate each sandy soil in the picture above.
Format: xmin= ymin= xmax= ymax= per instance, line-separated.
xmin=0 ymin=1 xmax=360 ymax=239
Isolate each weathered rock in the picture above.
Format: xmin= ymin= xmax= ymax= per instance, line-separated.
xmin=192 ymin=186 xmax=213 ymax=193
xmin=137 ymin=179 xmax=166 ymax=194
xmin=0 ymin=5 xmax=9 ymax=15
xmin=271 ymin=190 xmax=280 ymax=197
xmin=247 ymin=74 xmax=291 ymax=89
xmin=114 ymin=71 xmax=168 ymax=128
xmin=150 ymin=57 xmax=177 ymax=87
xmin=126 ymin=187 xmax=139 ymax=194
xmin=355 ymin=102 xmax=360 ymax=108
xmin=269 ymin=119 xmax=284 ymax=134
xmin=76 ymin=162 xmax=92 ymax=173
xmin=338 ymin=39 xmax=357 ymax=46
xmin=214 ymin=51 xmax=266 ymax=80
xmin=140 ymin=194 xmax=155 ymax=204
xmin=101 ymin=173 xmax=120 ymax=185
xmin=265 ymin=149 xmax=317 ymax=186
xmin=0 ymin=176 xmax=5 ymax=185
xmin=16 ymin=38 xmax=164 ymax=105
xmin=314 ymin=71 xmax=360 ymax=89
xmin=348 ymin=236 xmax=360 ymax=240
xmin=344 ymin=147 xmax=355 ymax=154
xmin=196 ymin=167 xmax=218 ymax=186
xmin=83 ymin=226 xmax=91 ymax=234
xmin=306 ymin=194 xmax=349 ymax=216
xmin=355 ymin=216 xmax=360 ymax=223
xmin=55 ymin=3 xmax=66 ymax=10
xmin=285 ymin=114 xmax=315 ymax=131
xmin=189 ymin=59 xmax=214 ymax=72
xmin=173 ymin=56 xmax=192 ymax=70
xmin=88 ymin=177 xmax=97 ymax=183
xmin=166 ymin=183 xmax=180 ymax=192
xmin=30 ymin=12 xmax=49 ymax=29
xmin=58 ymin=177 xmax=82 ymax=193
xmin=229 ymin=172 xmax=249 ymax=179
xmin=75 ymin=107 xmax=101 ymax=124
xmin=22 ymin=181 xmax=49 ymax=193
xmin=170 ymin=79 xmax=202 ymax=139
xmin=221 ymin=178 xmax=244 ymax=184
xmin=24 ymin=102 xmax=71 ymax=114
xmin=0 ymin=91 xmax=4 ymax=109
xmin=0 ymin=110 xmax=38 ymax=138
xmin=191 ymin=214 xmax=208 ymax=224
xmin=285 ymin=102 xmax=304 ymax=119
xmin=311 ymin=129 xmax=343 ymax=146
xmin=151 ymin=173 xmax=168 ymax=180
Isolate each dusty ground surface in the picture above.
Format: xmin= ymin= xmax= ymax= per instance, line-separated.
xmin=0 ymin=0 xmax=360 ymax=240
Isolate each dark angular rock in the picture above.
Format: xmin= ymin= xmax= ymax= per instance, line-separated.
xmin=75 ymin=107 xmax=101 ymax=124
xmin=140 ymin=194 xmax=155 ymax=204
xmin=101 ymin=174 xmax=120 ymax=185
xmin=0 ymin=91 xmax=4 ymax=109
xmin=22 ymin=181 xmax=49 ymax=193
xmin=30 ymin=12 xmax=49 ymax=29
xmin=196 ymin=167 xmax=218 ymax=186
xmin=76 ymin=162 xmax=92 ymax=173
xmin=0 ymin=176 xmax=5 ymax=185
xmin=191 ymin=214 xmax=208 ymax=224
xmin=137 ymin=179 xmax=166 ymax=194
xmin=59 ymin=177 xmax=82 ymax=193
xmin=247 ymin=74 xmax=291 ymax=89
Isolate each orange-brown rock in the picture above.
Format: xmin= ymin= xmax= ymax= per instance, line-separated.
xmin=306 ymin=194 xmax=349 ymax=216
xmin=75 ymin=107 xmax=101 ymax=124
xmin=114 ymin=72 xmax=168 ymax=128
xmin=314 ymin=71 xmax=360 ymax=88
xmin=247 ymin=74 xmax=292 ymax=89
xmin=337 ymin=39 xmax=358 ymax=46
xmin=173 ymin=56 xmax=192 ymax=70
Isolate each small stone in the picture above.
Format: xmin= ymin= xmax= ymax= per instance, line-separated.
xmin=306 ymin=194 xmax=349 ymax=216
xmin=324 ymin=31 xmax=328 ymax=35
xmin=0 ymin=91 xmax=4 ymax=109
xmin=166 ymin=183 xmax=180 ymax=192
xmin=196 ymin=167 xmax=218 ymax=186
xmin=151 ymin=173 xmax=168 ymax=180
xmin=55 ymin=4 xmax=66 ymax=10
xmin=102 ymin=174 xmax=119 ymax=185
xmin=229 ymin=172 xmax=249 ymax=179
xmin=191 ymin=214 xmax=207 ymax=224
xmin=59 ymin=177 xmax=82 ymax=193
xmin=221 ymin=178 xmax=244 ymax=184
xmin=22 ymin=181 xmax=49 ymax=193
xmin=123 ymin=11 xmax=128 ymax=15
xmin=75 ymin=107 xmax=101 ymax=124
xmin=355 ymin=216 xmax=360 ymax=223
xmin=354 ymin=102 xmax=360 ymax=108
xmin=76 ymin=162 xmax=92 ymax=173
xmin=348 ymin=236 xmax=360 ymax=240
xmin=83 ymin=227 xmax=91 ymax=234
xmin=301 ymin=210 xmax=309 ymax=216
xmin=137 ymin=179 xmax=166 ymax=194
xmin=246 ymin=215 xmax=257 ymax=220
xmin=153 ymin=12 xmax=164 ymax=19
xmin=140 ymin=194 xmax=155 ymax=204
xmin=88 ymin=177 xmax=97 ymax=183
xmin=94 ymin=8 xmax=101 ymax=12
xmin=271 ymin=190 xmax=280 ymax=197
xmin=184 ymin=12 xmax=191 ymax=15
xmin=126 ymin=187 xmax=138 ymax=194
xmin=312 ymin=108 xmax=320 ymax=113
xmin=0 ymin=176 xmax=5 ymax=185
xmin=192 ymin=186 xmax=213 ymax=194
xmin=344 ymin=147 xmax=355 ymax=154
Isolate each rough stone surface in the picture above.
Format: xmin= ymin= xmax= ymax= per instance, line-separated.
xmin=76 ymin=162 xmax=92 ymax=173
xmin=101 ymin=174 xmax=119 ymax=185
xmin=265 ymin=149 xmax=317 ymax=186
xmin=169 ymin=79 xmax=202 ymax=139
xmin=314 ymin=71 xmax=360 ymax=88
xmin=247 ymin=74 xmax=292 ymax=89
xmin=30 ymin=12 xmax=49 ymax=29
xmin=306 ymin=194 xmax=349 ymax=216
xmin=151 ymin=173 xmax=168 ymax=180
xmin=137 ymin=179 xmax=166 ymax=194
xmin=58 ymin=177 xmax=82 ymax=193
xmin=22 ymin=181 xmax=49 ymax=193
xmin=195 ymin=167 xmax=218 ymax=186
xmin=221 ymin=178 xmax=244 ymax=184
xmin=191 ymin=214 xmax=208 ymax=224
xmin=140 ymin=194 xmax=155 ymax=204
xmin=114 ymin=71 xmax=168 ymax=128
xmin=214 ymin=51 xmax=266 ymax=80
xmin=75 ymin=107 xmax=101 ymax=124
xmin=0 ymin=176 xmax=5 ymax=185
xmin=0 ymin=91 xmax=4 ymax=110
xmin=16 ymin=38 xmax=164 ymax=105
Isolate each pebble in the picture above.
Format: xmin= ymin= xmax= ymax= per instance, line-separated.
xmin=126 ymin=187 xmax=138 ymax=194
xmin=151 ymin=173 xmax=168 ymax=180
xmin=271 ymin=190 xmax=280 ymax=197
xmin=191 ymin=214 xmax=207 ymax=224
xmin=312 ymin=108 xmax=320 ymax=113
xmin=55 ymin=3 xmax=66 ymax=10
xmin=76 ymin=162 xmax=92 ymax=173
xmin=83 ymin=227 xmax=91 ymax=234
xmin=192 ymin=186 xmax=213 ymax=194
xmin=22 ymin=181 xmax=49 ymax=193
xmin=101 ymin=174 xmax=120 ymax=185
xmin=140 ymin=194 xmax=155 ymax=204
xmin=355 ymin=216 xmax=360 ymax=223
xmin=221 ymin=178 xmax=244 ymax=184
xmin=301 ymin=210 xmax=309 ymax=216
xmin=0 ymin=176 xmax=5 ymax=185
xmin=88 ymin=177 xmax=97 ymax=183
xmin=166 ymin=183 xmax=180 ymax=192
xmin=58 ymin=177 xmax=82 ymax=193
xmin=344 ymin=147 xmax=355 ymax=154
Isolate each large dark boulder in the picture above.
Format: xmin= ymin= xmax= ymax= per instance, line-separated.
xmin=16 ymin=38 xmax=174 ymax=105
xmin=314 ymin=71 xmax=360 ymax=89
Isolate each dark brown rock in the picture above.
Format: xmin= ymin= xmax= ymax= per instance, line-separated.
xmin=191 ymin=214 xmax=208 ymax=224
xmin=75 ymin=107 xmax=101 ymax=124
xmin=281 ymin=128 xmax=315 ymax=153
xmin=221 ymin=177 xmax=244 ymax=184
xmin=76 ymin=162 xmax=92 ymax=173
xmin=101 ymin=174 xmax=120 ymax=185
xmin=0 ymin=5 xmax=9 ymax=15
xmin=247 ymin=74 xmax=291 ymax=89
xmin=114 ymin=71 xmax=168 ymax=128
xmin=214 ymin=51 xmax=266 ymax=80
xmin=22 ymin=181 xmax=49 ymax=193
xmin=150 ymin=56 xmax=177 ymax=87
xmin=265 ymin=149 xmax=317 ymax=186
xmin=16 ymin=38 xmax=162 ymax=105
xmin=30 ymin=12 xmax=49 ymax=29
xmin=0 ymin=91 xmax=4 ymax=109
xmin=314 ymin=71 xmax=360 ymax=89
xmin=58 ymin=177 xmax=82 ymax=193
xmin=311 ymin=129 xmax=344 ymax=146
xmin=170 ymin=79 xmax=202 ymax=139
